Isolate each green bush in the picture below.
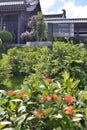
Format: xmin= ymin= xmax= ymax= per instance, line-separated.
xmin=0 ymin=73 xmax=87 ymax=129
xmin=0 ymin=30 xmax=13 ymax=43
xmin=51 ymin=42 xmax=87 ymax=87
xmin=0 ymin=53 xmax=12 ymax=84
xmin=0 ymin=41 xmax=87 ymax=89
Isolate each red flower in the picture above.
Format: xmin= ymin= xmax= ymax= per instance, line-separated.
xmin=52 ymin=94 xmax=58 ymax=100
xmin=43 ymin=77 xmax=51 ymax=84
xmin=64 ymin=106 xmax=74 ymax=116
xmin=7 ymin=90 xmax=14 ymax=95
xmin=64 ymin=96 xmax=73 ymax=104
xmin=17 ymin=93 xmax=24 ymax=98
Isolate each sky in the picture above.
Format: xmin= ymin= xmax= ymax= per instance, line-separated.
xmin=40 ymin=0 xmax=87 ymax=18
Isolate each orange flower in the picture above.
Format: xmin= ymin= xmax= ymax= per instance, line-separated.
xmin=52 ymin=94 xmax=58 ymax=100
xmin=46 ymin=96 xmax=52 ymax=101
xmin=7 ymin=90 xmax=14 ymax=95
xmin=43 ymin=77 xmax=51 ymax=84
xmin=33 ymin=109 xmax=43 ymax=118
xmin=64 ymin=96 xmax=73 ymax=104
xmin=40 ymin=96 xmax=47 ymax=103
xmin=29 ymin=94 xmax=32 ymax=98
xmin=17 ymin=93 xmax=24 ymax=98
xmin=34 ymin=109 xmax=39 ymax=116
xmin=41 ymin=95 xmax=52 ymax=102
xmin=64 ymin=106 xmax=74 ymax=116
xmin=38 ymin=113 xmax=43 ymax=118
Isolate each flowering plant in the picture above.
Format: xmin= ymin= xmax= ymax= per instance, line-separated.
xmin=0 ymin=72 xmax=87 ymax=130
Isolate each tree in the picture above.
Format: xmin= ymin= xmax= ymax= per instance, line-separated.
xmin=27 ymin=13 xmax=47 ymax=41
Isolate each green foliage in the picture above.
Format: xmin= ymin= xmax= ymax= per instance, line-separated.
xmin=51 ymin=42 xmax=87 ymax=87
xmin=0 ymin=30 xmax=13 ymax=43
xmin=0 ymin=53 xmax=12 ymax=84
xmin=0 ymin=41 xmax=87 ymax=89
xmin=0 ymin=75 xmax=87 ymax=129
xmin=53 ymin=36 xmax=68 ymax=43
xmin=3 ymin=76 xmax=24 ymax=90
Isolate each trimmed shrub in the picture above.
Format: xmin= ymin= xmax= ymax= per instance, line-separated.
xmin=0 ymin=30 xmax=13 ymax=43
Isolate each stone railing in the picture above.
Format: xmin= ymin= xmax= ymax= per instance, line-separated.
xmin=5 ymin=41 xmax=52 ymax=48
xmin=26 ymin=41 xmax=52 ymax=47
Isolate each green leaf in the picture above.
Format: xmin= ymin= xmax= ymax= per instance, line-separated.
xmin=71 ymin=80 xmax=80 ymax=89
xmin=27 ymin=101 xmax=37 ymax=105
xmin=0 ymin=90 xmax=7 ymax=95
xmin=74 ymin=60 xmax=83 ymax=63
xmin=11 ymin=99 xmax=22 ymax=102
xmin=15 ymin=125 xmax=21 ymax=130
xmin=14 ymin=114 xmax=27 ymax=125
xmin=0 ymin=121 xmax=11 ymax=129
xmin=18 ymin=106 xmax=26 ymax=113
xmin=36 ymin=127 xmax=42 ymax=130
xmin=9 ymin=101 xmax=16 ymax=111
xmin=21 ymin=86 xmax=31 ymax=95
xmin=62 ymin=71 xmax=70 ymax=81
xmin=0 ymin=107 xmax=6 ymax=115
xmin=2 ymin=128 xmax=14 ymax=130
xmin=27 ymin=116 xmax=35 ymax=121
xmin=0 ymin=121 xmax=11 ymax=125
xmin=43 ymin=108 xmax=53 ymax=116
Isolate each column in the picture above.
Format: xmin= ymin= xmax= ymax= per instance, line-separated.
xmin=1 ymin=14 xmax=3 ymax=30
xmin=70 ymin=23 xmax=74 ymax=37
xmin=18 ymin=13 xmax=21 ymax=45
xmin=48 ymin=23 xmax=53 ymax=41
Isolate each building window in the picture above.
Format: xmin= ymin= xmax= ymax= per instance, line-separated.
xmin=53 ymin=23 xmax=70 ymax=37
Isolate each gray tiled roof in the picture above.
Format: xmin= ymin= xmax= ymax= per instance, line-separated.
xmin=0 ymin=0 xmax=39 ymax=11
xmin=0 ymin=1 xmax=24 ymax=5
xmin=44 ymin=14 xmax=63 ymax=18
xmin=0 ymin=0 xmax=23 ymax=2
xmin=45 ymin=18 xmax=87 ymax=24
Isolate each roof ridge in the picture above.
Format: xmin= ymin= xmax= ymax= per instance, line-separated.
xmin=0 ymin=0 xmax=23 ymax=1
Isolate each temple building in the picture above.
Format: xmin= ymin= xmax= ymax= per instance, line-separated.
xmin=45 ymin=10 xmax=87 ymax=43
xmin=0 ymin=0 xmax=41 ymax=44
xmin=0 ymin=1 xmax=87 ymax=44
